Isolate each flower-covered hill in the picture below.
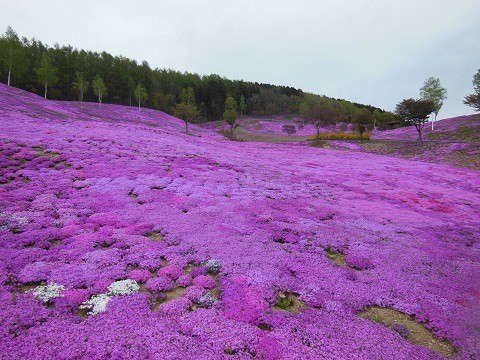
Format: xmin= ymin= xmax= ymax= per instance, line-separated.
xmin=0 ymin=84 xmax=215 ymax=137
xmin=373 ymin=114 xmax=480 ymax=142
xmin=1 ymin=83 xmax=479 ymax=359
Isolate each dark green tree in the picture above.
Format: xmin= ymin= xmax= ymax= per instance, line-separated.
xmin=239 ymin=95 xmax=246 ymax=117
xmin=1 ymin=26 xmax=29 ymax=86
xmin=128 ymin=77 xmax=135 ymax=106
xmin=353 ymin=108 xmax=373 ymax=139
xmin=395 ymin=98 xmax=435 ymax=142
xmin=463 ymin=69 xmax=480 ymax=112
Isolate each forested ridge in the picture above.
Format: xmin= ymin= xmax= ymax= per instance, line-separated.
xmin=0 ymin=27 xmax=391 ymax=123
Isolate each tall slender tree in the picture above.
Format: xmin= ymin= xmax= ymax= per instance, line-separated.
xmin=239 ymin=95 xmax=246 ymax=117
xmin=135 ymin=83 xmax=147 ymax=111
xmin=1 ymin=26 xmax=29 ymax=86
xmin=420 ymin=77 xmax=447 ymax=130
xmin=72 ymin=72 xmax=89 ymax=108
xmin=128 ymin=77 xmax=135 ymax=106
xmin=36 ymin=53 xmax=58 ymax=99
xmin=223 ymin=97 xmax=238 ymax=137
xmin=92 ymin=75 xmax=107 ymax=107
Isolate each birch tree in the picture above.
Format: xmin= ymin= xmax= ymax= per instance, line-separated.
xmin=36 ymin=53 xmax=58 ymax=99
xmin=92 ymin=75 xmax=107 ymax=107
xmin=72 ymin=72 xmax=89 ymax=108
xmin=134 ymin=83 xmax=147 ymax=111
xmin=1 ymin=27 xmax=28 ymax=86
xmin=420 ymin=77 xmax=447 ymax=130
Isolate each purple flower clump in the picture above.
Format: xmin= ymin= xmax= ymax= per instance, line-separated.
xmin=157 ymin=264 xmax=184 ymax=280
xmin=145 ymin=276 xmax=174 ymax=292
xmin=176 ymin=274 xmax=192 ymax=287
xmin=193 ymin=275 xmax=216 ymax=289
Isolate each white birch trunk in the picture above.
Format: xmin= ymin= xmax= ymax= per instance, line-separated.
xmin=7 ymin=62 xmax=12 ymax=86
xmin=44 ymin=84 xmax=47 ymax=99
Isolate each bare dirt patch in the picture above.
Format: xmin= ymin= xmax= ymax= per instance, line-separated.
xmin=146 ymin=231 xmax=163 ymax=241
xmin=326 ymin=250 xmax=347 ymax=267
xmin=33 ymin=147 xmax=60 ymax=159
xmin=358 ymin=306 xmax=457 ymax=358
xmin=273 ymin=292 xmax=307 ymax=313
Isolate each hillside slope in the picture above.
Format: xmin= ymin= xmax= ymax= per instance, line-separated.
xmin=373 ymin=114 xmax=480 ymax=142
xmin=1 ymin=84 xmax=479 ymax=359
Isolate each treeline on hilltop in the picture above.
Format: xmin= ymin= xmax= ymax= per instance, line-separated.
xmin=0 ymin=27 xmax=396 ymax=127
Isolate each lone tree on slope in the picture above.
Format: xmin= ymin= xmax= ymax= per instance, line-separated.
xmin=223 ymin=96 xmax=238 ymax=138
xmin=173 ymin=87 xmax=200 ymax=134
xmin=395 ymin=98 xmax=435 ymax=142
xmin=463 ymin=69 xmax=480 ymax=112
xmin=420 ymin=77 xmax=447 ymax=130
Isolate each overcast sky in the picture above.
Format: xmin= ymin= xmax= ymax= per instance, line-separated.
xmin=1 ymin=0 xmax=479 ymax=118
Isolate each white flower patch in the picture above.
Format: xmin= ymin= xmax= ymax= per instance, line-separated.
xmin=79 ymin=293 xmax=111 ymax=315
xmin=77 ymin=279 xmax=140 ymax=316
xmin=31 ymin=282 xmax=65 ymax=302
xmin=108 ymin=279 xmax=140 ymax=295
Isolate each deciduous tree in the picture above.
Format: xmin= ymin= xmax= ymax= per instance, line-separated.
xmin=1 ymin=26 xmax=29 ymax=86
xmin=36 ymin=53 xmax=58 ymax=99
xmin=173 ymin=87 xmax=200 ymax=134
xmin=135 ymin=83 xmax=147 ymax=111
xmin=395 ymin=98 xmax=435 ymax=142
xmin=353 ymin=108 xmax=373 ymax=139
xmin=93 ymin=75 xmax=108 ymax=107
xmin=420 ymin=77 xmax=447 ymax=130
xmin=463 ymin=69 xmax=480 ymax=112
xmin=303 ymin=100 xmax=337 ymax=143
xmin=72 ymin=72 xmax=89 ymax=108
xmin=223 ymin=97 xmax=238 ymax=137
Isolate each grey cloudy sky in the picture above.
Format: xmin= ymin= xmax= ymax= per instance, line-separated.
xmin=1 ymin=0 xmax=479 ymax=118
